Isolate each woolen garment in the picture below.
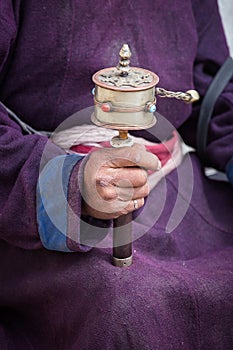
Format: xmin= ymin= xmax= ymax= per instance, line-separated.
xmin=0 ymin=0 xmax=233 ymax=349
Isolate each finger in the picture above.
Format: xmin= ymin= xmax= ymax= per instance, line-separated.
xmin=107 ymin=144 xmax=161 ymax=171
xmin=97 ymin=180 xmax=149 ymax=202
xmin=96 ymin=166 xmax=148 ymax=188
xmin=113 ymin=167 xmax=148 ymax=187
xmin=116 ymin=183 xmax=150 ymax=201
xmin=120 ymin=197 xmax=145 ymax=215
xmin=83 ymin=195 xmax=145 ymax=220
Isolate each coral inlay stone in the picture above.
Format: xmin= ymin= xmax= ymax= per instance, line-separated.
xmin=101 ymin=103 xmax=111 ymax=112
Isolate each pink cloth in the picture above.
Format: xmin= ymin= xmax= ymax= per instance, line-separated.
xmin=71 ymin=130 xmax=179 ymax=167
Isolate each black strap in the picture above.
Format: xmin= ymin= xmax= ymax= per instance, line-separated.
xmin=197 ymin=56 xmax=233 ymax=164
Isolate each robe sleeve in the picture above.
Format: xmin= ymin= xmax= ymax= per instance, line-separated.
xmin=0 ymin=1 xmax=111 ymax=252
xmin=179 ymin=0 xmax=233 ymax=176
xmin=2 ymin=93 xmax=109 ymax=252
xmin=0 ymin=103 xmax=66 ymax=249
xmin=0 ymin=102 xmax=110 ymax=251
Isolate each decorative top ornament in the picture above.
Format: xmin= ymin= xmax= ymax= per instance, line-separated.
xmin=92 ymin=43 xmax=159 ymax=91
xmin=117 ymin=43 xmax=131 ymax=76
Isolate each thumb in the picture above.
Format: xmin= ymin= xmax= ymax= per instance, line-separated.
xmin=107 ymin=144 xmax=161 ymax=171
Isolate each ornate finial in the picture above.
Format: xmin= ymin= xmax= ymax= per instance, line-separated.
xmin=117 ymin=44 xmax=131 ymax=76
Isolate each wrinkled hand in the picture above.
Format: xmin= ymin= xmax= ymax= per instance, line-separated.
xmin=82 ymin=144 xmax=161 ymax=220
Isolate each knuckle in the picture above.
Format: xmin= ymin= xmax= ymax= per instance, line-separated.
xmin=138 ymin=169 xmax=148 ymax=185
xmin=140 ymin=197 xmax=145 ymax=207
xmin=123 ymin=145 xmax=145 ymax=164
xmin=96 ymin=175 xmax=107 ymax=187
xmin=96 ymin=172 xmax=113 ymax=187
xmin=133 ymin=145 xmax=147 ymax=163
xmin=143 ymin=183 xmax=150 ymax=197
xmin=118 ymin=201 xmax=131 ymax=215
xmin=98 ymin=188 xmax=117 ymax=201
xmin=120 ymin=207 xmax=129 ymax=215
xmin=136 ymin=198 xmax=144 ymax=210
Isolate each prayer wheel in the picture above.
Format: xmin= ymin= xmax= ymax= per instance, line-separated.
xmin=91 ymin=44 xmax=199 ymax=267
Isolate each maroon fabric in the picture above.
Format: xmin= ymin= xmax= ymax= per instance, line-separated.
xmin=0 ymin=0 xmax=233 ymax=349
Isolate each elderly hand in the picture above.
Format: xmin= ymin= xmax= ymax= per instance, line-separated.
xmin=82 ymin=144 xmax=161 ymax=220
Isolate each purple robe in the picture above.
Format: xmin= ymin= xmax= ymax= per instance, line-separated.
xmin=0 ymin=0 xmax=233 ymax=349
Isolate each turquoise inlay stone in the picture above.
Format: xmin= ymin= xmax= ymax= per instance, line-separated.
xmin=149 ymin=104 xmax=156 ymax=113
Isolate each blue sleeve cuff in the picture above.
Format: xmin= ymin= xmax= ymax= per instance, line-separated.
xmin=37 ymin=154 xmax=83 ymax=252
xmin=226 ymin=156 xmax=233 ymax=187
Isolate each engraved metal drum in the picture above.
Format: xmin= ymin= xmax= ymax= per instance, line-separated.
xmin=91 ymin=45 xmax=159 ymax=130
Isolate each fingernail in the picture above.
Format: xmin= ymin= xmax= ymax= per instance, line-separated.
xmin=157 ymin=159 xmax=162 ymax=171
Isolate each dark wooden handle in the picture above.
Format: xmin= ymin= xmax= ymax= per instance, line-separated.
xmin=113 ymin=213 xmax=132 ymax=267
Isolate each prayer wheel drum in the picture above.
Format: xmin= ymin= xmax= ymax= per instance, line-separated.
xmin=92 ymin=44 xmax=159 ymax=131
